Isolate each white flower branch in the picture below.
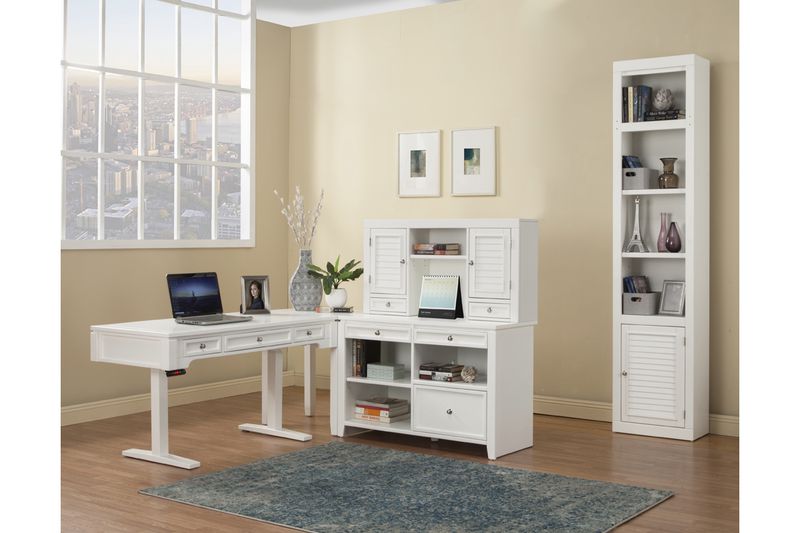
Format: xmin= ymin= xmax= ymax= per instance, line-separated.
xmin=274 ymin=186 xmax=324 ymax=249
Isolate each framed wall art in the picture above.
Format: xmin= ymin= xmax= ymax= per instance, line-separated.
xmin=451 ymin=127 xmax=496 ymax=196
xmin=398 ymin=130 xmax=441 ymax=197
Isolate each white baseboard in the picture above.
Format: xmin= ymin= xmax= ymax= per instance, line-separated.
xmin=62 ymin=373 xmax=738 ymax=437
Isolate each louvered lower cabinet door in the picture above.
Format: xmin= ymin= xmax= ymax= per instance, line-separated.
xmin=468 ymin=228 xmax=511 ymax=300
xmin=369 ymin=229 xmax=407 ymax=295
xmin=620 ymin=325 xmax=686 ymax=428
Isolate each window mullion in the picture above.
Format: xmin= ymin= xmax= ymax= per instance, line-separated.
xmin=174 ymin=2 xmax=181 ymax=240
xmin=211 ymin=10 xmax=218 ymax=240
xmin=137 ymin=0 xmax=145 ymax=240
xmin=97 ymin=0 xmax=107 ymax=240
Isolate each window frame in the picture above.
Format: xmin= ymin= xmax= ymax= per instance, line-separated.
xmin=61 ymin=0 xmax=256 ymax=249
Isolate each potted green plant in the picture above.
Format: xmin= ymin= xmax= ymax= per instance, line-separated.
xmin=307 ymin=256 xmax=364 ymax=308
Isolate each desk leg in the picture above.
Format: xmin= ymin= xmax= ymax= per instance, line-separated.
xmin=304 ymin=345 xmax=316 ymax=416
xmin=238 ymin=349 xmax=312 ymax=442
xmin=122 ymin=369 xmax=201 ymax=469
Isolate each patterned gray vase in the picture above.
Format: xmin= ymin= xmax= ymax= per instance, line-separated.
xmin=289 ymin=249 xmax=322 ymax=311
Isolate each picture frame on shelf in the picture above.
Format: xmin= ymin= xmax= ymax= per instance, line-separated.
xmin=398 ymin=130 xmax=441 ymax=197
xmin=451 ymin=127 xmax=496 ymax=196
xmin=241 ymin=275 xmax=270 ymax=314
xmin=658 ymin=280 xmax=685 ymax=316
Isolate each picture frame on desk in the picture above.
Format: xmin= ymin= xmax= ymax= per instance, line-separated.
xmin=451 ymin=127 xmax=496 ymax=196
xmin=398 ymin=130 xmax=441 ymax=197
xmin=241 ymin=275 xmax=270 ymax=314
xmin=658 ymin=280 xmax=685 ymax=316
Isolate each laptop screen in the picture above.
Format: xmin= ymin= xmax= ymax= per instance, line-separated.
xmin=167 ymin=273 xmax=223 ymax=318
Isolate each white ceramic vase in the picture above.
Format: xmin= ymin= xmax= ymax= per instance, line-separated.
xmin=325 ymin=288 xmax=347 ymax=308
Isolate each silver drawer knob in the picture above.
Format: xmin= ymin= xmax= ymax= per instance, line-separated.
xmin=306 ymin=330 xmax=312 ymax=336
xmin=257 ymin=336 xmax=263 ymax=342
xmin=447 ymin=335 xmax=453 ymax=341
xmin=487 ymin=307 xmax=493 ymax=313
xmin=400 ymin=258 xmax=406 ymax=264
xmin=468 ymin=260 xmax=474 ymax=266
xmin=375 ymin=329 xmax=381 ymax=336
xmin=622 ymin=370 xmax=628 ymax=376
xmin=199 ymin=343 xmax=206 ymax=350
xmin=386 ymin=301 xmax=391 ymax=307
xmin=446 ymin=409 xmax=453 ymax=415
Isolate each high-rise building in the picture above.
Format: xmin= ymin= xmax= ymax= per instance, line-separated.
xmin=69 ymin=83 xmax=82 ymax=127
xmin=187 ymin=117 xmax=198 ymax=145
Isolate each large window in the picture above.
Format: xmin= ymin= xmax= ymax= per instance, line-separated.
xmin=62 ymin=0 xmax=254 ymax=248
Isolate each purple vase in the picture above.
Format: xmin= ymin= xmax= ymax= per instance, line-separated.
xmin=657 ymin=213 xmax=668 ymax=252
xmin=665 ymin=221 xmax=682 ymax=253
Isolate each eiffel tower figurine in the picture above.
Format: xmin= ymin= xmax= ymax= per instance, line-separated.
xmin=625 ymin=196 xmax=649 ymax=253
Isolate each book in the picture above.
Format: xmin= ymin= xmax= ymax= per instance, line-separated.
xmin=332 ymin=306 xmax=353 ymax=313
xmin=413 ymin=243 xmax=436 ymax=251
xmin=622 ymin=86 xmax=628 ymax=122
xmin=353 ymin=413 xmax=410 ymax=424
xmin=354 ymin=405 xmax=410 ymax=417
xmin=433 ymin=250 xmax=461 ymax=255
xmin=315 ymin=306 xmax=332 ymax=313
xmin=627 ymin=86 xmax=634 ymax=122
xmin=632 ymin=275 xmax=650 ymax=293
xmin=433 ymin=243 xmax=460 ymax=250
xmin=439 ymin=363 xmax=464 ymax=373
xmin=355 ymin=396 xmax=409 ymax=409
xmin=419 ymin=362 xmax=443 ymax=371
xmin=352 ymin=339 xmax=381 ymax=377
xmin=432 ymin=373 xmax=463 ymax=382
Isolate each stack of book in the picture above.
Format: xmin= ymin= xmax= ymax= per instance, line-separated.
xmin=644 ymin=109 xmax=685 ymax=121
xmin=622 ymin=85 xmax=652 ymax=122
xmin=352 ymin=339 xmax=381 ymax=378
xmin=353 ymin=397 xmax=410 ymax=424
xmin=418 ymin=362 xmax=465 ymax=382
xmin=623 ymin=275 xmax=650 ymax=293
xmin=413 ymin=243 xmax=461 ymax=255
xmin=621 ymin=155 xmax=643 ymax=168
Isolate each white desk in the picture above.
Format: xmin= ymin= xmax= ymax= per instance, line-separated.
xmin=90 ymin=310 xmax=338 ymax=469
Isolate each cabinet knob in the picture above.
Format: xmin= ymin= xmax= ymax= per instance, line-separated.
xmin=257 ymin=336 xmax=263 ymax=342
xmin=306 ymin=330 xmax=312 ymax=336
xmin=447 ymin=335 xmax=453 ymax=341
xmin=446 ymin=409 xmax=453 ymax=415
xmin=487 ymin=307 xmax=493 ymax=313
xmin=375 ymin=329 xmax=381 ymax=336
xmin=385 ymin=301 xmax=391 ymax=307
xmin=622 ymin=370 xmax=628 ymax=376
xmin=199 ymin=343 xmax=206 ymax=350
xmin=400 ymin=258 xmax=406 ymax=264
xmin=468 ymin=260 xmax=474 ymax=266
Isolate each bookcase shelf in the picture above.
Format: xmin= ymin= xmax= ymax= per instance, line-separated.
xmin=346 ymin=376 xmax=411 ymax=388
xmin=411 ymin=378 xmax=488 ymax=391
xmin=612 ymin=54 xmax=709 ymax=442
xmin=344 ymin=417 xmax=413 ymax=435
xmin=408 ymin=254 xmax=467 ymax=261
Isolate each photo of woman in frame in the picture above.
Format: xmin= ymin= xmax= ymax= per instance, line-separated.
xmin=241 ymin=275 xmax=270 ymax=314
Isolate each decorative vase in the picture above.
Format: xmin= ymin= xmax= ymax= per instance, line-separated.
xmin=665 ymin=222 xmax=682 ymax=253
xmin=325 ymin=288 xmax=348 ymax=308
xmin=658 ymin=157 xmax=679 ymax=189
xmin=657 ymin=213 xmax=669 ymax=253
xmin=289 ymin=249 xmax=323 ymax=311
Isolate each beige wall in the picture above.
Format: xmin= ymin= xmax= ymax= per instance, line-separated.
xmin=61 ymin=22 xmax=292 ymax=406
xmin=287 ymin=0 xmax=739 ymax=416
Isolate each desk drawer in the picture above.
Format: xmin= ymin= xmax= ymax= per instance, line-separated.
xmin=413 ymin=328 xmax=488 ymax=349
xmin=225 ymin=329 xmax=292 ymax=352
xmin=182 ymin=336 xmax=222 ymax=357
xmin=369 ymin=297 xmax=408 ymax=315
xmin=293 ymin=324 xmax=326 ymax=343
xmin=413 ymin=386 xmax=486 ymax=440
xmin=345 ymin=322 xmax=411 ymax=343
xmin=468 ymin=301 xmax=511 ymax=321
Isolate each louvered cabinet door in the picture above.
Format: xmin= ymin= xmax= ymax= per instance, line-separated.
xmin=369 ymin=229 xmax=407 ymax=295
xmin=468 ymin=228 xmax=511 ymax=300
xmin=620 ymin=325 xmax=686 ymax=427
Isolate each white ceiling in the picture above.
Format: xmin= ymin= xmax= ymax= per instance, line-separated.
xmin=255 ymin=0 xmax=457 ymax=27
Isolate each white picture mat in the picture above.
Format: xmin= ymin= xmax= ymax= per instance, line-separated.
xmin=398 ymin=130 xmax=441 ymax=197
xmin=451 ymin=127 xmax=496 ymax=196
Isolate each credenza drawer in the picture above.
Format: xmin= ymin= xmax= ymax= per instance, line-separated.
xmin=182 ymin=336 xmax=222 ymax=357
xmin=413 ymin=328 xmax=488 ymax=349
xmin=293 ymin=324 xmax=326 ymax=342
xmin=345 ymin=322 xmax=411 ymax=343
xmin=468 ymin=301 xmax=511 ymax=321
xmin=224 ymin=329 xmax=292 ymax=352
xmin=413 ymin=386 xmax=486 ymax=440
xmin=369 ymin=297 xmax=408 ymax=314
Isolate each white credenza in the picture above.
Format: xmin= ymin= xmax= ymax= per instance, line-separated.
xmin=336 ymin=218 xmax=539 ymax=459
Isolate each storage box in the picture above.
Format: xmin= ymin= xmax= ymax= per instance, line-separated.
xmin=366 ymin=363 xmax=406 ymax=381
xmin=622 ymin=168 xmax=657 ymax=190
xmin=622 ymin=292 xmax=660 ymax=315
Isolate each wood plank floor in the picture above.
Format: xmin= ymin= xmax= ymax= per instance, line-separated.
xmin=62 ymin=387 xmax=738 ymax=532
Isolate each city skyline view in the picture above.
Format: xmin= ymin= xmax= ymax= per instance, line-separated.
xmin=62 ymin=0 xmax=251 ymax=243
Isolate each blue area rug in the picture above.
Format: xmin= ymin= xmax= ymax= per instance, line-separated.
xmin=141 ymin=442 xmax=671 ymax=532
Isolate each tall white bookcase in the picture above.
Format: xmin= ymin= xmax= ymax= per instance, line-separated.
xmin=611 ymin=55 xmax=710 ymax=440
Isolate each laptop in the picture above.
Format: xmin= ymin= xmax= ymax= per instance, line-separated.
xmin=167 ymin=272 xmax=253 ymax=326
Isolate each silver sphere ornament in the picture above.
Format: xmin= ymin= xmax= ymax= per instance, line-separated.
xmin=461 ymin=366 xmax=478 ymax=384
xmin=653 ymin=88 xmax=673 ymax=111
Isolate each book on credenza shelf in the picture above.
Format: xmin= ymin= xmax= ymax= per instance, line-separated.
xmin=355 ymin=396 xmax=409 ymax=409
xmin=644 ymin=109 xmax=685 ymax=121
xmin=351 ymin=339 xmax=381 ymax=378
xmin=413 ymin=243 xmax=461 ymax=255
xmin=354 ymin=405 xmax=410 ymax=417
xmin=353 ymin=413 xmax=410 ymax=424
xmin=623 ymin=275 xmax=650 ymax=294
